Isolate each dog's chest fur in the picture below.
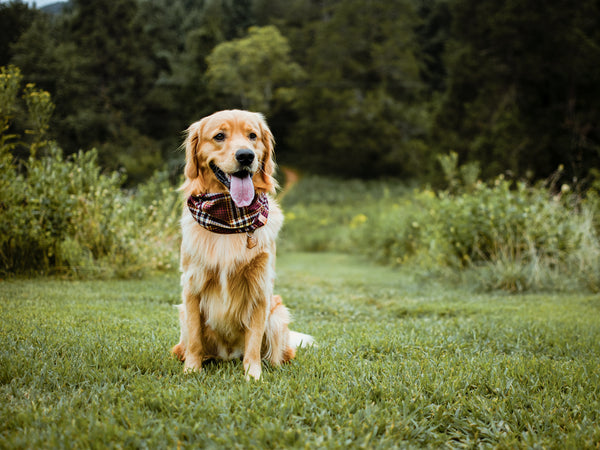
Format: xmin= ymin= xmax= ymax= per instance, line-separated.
xmin=180 ymin=196 xmax=283 ymax=360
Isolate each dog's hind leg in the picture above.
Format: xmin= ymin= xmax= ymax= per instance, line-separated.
xmin=264 ymin=295 xmax=292 ymax=365
xmin=264 ymin=295 xmax=315 ymax=365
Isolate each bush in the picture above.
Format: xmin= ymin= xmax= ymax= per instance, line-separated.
xmin=0 ymin=66 xmax=180 ymax=277
xmin=366 ymin=178 xmax=598 ymax=291
xmin=282 ymin=165 xmax=600 ymax=292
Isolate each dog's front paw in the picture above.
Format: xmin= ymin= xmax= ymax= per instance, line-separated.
xmin=171 ymin=343 xmax=186 ymax=361
xmin=244 ymin=362 xmax=261 ymax=381
xmin=183 ymin=355 xmax=202 ymax=374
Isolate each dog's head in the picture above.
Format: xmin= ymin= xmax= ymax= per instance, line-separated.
xmin=181 ymin=110 xmax=276 ymax=205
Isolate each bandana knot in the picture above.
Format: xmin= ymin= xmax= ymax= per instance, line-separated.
xmin=187 ymin=192 xmax=269 ymax=234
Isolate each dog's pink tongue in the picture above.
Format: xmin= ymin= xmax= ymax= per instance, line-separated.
xmin=230 ymin=174 xmax=254 ymax=207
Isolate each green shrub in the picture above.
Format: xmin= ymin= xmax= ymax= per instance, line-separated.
xmin=0 ymin=66 xmax=180 ymax=277
xmin=1 ymin=145 xmax=180 ymax=278
xmin=282 ymin=166 xmax=600 ymax=292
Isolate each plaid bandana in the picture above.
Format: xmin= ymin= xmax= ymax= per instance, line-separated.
xmin=187 ymin=192 xmax=269 ymax=234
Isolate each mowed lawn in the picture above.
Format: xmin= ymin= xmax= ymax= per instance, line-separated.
xmin=1 ymin=252 xmax=599 ymax=448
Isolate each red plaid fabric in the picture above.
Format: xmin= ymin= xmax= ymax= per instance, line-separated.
xmin=187 ymin=192 xmax=269 ymax=234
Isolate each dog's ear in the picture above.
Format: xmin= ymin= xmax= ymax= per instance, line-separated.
xmin=254 ymin=115 xmax=277 ymax=194
xmin=183 ymin=120 xmax=202 ymax=180
xmin=181 ymin=119 xmax=207 ymax=195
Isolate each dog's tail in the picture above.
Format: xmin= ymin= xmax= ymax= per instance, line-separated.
xmin=288 ymin=331 xmax=315 ymax=349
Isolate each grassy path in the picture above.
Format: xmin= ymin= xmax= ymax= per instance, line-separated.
xmin=1 ymin=252 xmax=599 ymax=448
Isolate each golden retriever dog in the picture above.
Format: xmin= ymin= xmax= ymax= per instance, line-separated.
xmin=172 ymin=110 xmax=313 ymax=380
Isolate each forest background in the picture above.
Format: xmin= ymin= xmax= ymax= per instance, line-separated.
xmin=1 ymin=0 xmax=600 ymax=289
xmin=3 ymin=0 xmax=599 ymax=183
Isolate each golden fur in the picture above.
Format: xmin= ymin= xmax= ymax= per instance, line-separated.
xmin=172 ymin=110 xmax=313 ymax=380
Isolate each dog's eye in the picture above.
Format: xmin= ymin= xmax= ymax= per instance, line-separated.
xmin=213 ymin=133 xmax=226 ymax=142
xmin=248 ymin=132 xmax=257 ymax=141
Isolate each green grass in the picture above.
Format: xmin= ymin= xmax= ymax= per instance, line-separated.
xmin=1 ymin=252 xmax=599 ymax=448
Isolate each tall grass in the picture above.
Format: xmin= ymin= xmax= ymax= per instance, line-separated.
xmin=282 ymin=169 xmax=600 ymax=292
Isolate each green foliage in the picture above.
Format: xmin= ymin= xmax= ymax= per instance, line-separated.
xmin=0 ymin=1 xmax=39 ymax=66
xmin=0 ymin=66 xmax=20 ymax=152
xmin=435 ymin=0 xmax=600 ymax=180
xmin=1 ymin=143 xmax=180 ymax=277
xmin=1 ymin=255 xmax=599 ymax=447
xmin=286 ymin=0 xmax=430 ymax=177
xmin=206 ymin=26 xmax=305 ymax=113
xmin=0 ymin=65 xmax=180 ymax=277
xmin=282 ymin=167 xmax=600 ymax=292
xmin=5 ymin=0 xmax=599 ymax=183
xmin=11 ymin=0 xmax=166 ymax=180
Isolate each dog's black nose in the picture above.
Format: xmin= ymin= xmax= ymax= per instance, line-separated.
xmin=235 ymin=148 xmax=255 ymax=166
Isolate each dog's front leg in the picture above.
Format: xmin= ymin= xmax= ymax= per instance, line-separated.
xmin=183 ymin=288 xmax=204 ymax=373
xmin=243 ymin=304 xmax=267 ymax=381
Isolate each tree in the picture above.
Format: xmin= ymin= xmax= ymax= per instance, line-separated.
xmin=205 ymin=25 xmax=305 ymax=114
xmin=66 ymin=0 xmax=159 ymax=132
xmin=287 ymin=0 xmax=428 ymax=178
xmin=0 ymin=1 xmax=39 ymax=67
xmin=12 ymin=0 xmax=165 ymax=183
xmin=414 ymin=0 xmax=451 ymax=95
xmin=435 ymin=0 xmax=600 ymax=181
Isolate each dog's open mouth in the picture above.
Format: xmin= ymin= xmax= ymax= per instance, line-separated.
xmin=210 ymin=161 xmax=255 ymax=208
